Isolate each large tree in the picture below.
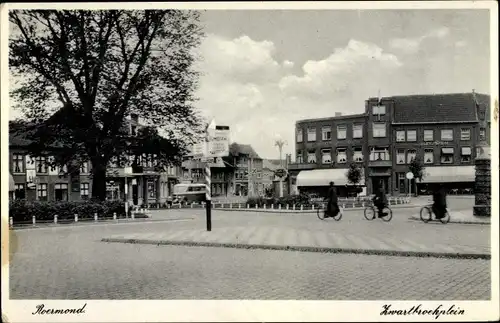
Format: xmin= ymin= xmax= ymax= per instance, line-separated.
xmin=408 ymin=156 xmax=425 ymax=196
xmin=9 ymin=10 xmax=205 ymax=200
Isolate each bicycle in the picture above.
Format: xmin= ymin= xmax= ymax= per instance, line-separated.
xmin=317 ymin=203 xmax=343 ymax=221
xmin=420 ymin=205 xmax=450 ymax=224
xmin=363 ymin=203 xmax=393 ymax=222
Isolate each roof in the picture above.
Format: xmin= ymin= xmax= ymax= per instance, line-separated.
xmin=296 ymin=113 xmax=366 ymax=125
xmin=387 ymin=92 xmax=490 ymax=124
xmin=229 ymin=143 xmax=261 ymax=159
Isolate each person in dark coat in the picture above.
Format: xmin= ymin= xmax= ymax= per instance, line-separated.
xmin=372 ymin=185 xmax=388 ymax=218
xmin=432 ymin=184 xmax=447 ymax=219
xmin=326 ymin=181 xmax=338 ymax=218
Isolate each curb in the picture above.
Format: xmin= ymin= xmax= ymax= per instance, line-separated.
xmin=9 ymin=217 xmax=193 ymax=230
xmin=408 ymin=216 xmax=491 ymax=226
xmin=101 ymin=238 xmax=491 ymax=260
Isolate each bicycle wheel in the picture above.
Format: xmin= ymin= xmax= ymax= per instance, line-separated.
xmin=381 ymin=206 xmax=393 ymax=222
xmin=317 ymin=208 xmax=326 ymax=220
xmin=364 ymin=206 xmax=375 ymax=220
xmin=333 ymin=207 xmax=343 ymax=221
xmin=420 ymin=206 xmax=432 ymax=223
xmin=440 ymin=210 xmax=451 ymax=224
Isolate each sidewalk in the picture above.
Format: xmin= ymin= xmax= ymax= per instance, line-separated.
xmin=101 ymin=225 xmax=490 ymax=260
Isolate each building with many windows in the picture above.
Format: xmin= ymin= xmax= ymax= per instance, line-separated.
xmin=8 ymin=115 xmax=182 ymax=206
xmin=288 ymin=91 xmax=491 ymax=197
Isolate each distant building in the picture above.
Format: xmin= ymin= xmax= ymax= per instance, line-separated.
xmin=288 ymin=91 xmax=491 ymax=197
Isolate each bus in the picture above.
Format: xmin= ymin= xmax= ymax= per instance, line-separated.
xmin=172 ymin=183 xmax=207 ymax=204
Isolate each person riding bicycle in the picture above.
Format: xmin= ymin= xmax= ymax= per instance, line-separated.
xmin=372 ymin=185 xmax=388 ymax=218
xmin=432 ymin=184 xmax=447 ymax=219
xmin=325 ymin=181 xmax=339 ymax=218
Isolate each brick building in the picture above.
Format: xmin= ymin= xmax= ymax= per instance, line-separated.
xmin=288 ymin=91 xmax=491 ymax=197
xmin=8 ymin=116 xmax=182 ymax=206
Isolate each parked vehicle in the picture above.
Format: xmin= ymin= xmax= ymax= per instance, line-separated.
xmin=173 ymin=184 xmax=206 ymax=204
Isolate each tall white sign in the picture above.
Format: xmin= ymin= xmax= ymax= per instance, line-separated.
xmin=207 ymin=128 xmax=230 ymax=157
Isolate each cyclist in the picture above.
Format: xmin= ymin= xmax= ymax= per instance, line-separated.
xmin=325 ymin=181 xmax=339 ymax=218
xmin=432 ymin=184 xmax=447 ymax=219
xmin=372 ymin=185 xmax=388 ymax=218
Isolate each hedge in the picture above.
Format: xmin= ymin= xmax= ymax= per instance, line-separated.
xmin=246 ymin=194 xmax=319 ymax=208
xmin=9 ymin=200 xmax=127 ymax=223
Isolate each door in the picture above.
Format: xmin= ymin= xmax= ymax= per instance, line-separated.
xmin=132 ymin=183 xmax=139 ymax=205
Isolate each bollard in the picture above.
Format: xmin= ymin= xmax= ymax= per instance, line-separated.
xmin=132 ymin=211 xmax=135 ymax=220
xmin=247 ymin=204 xmax=249 ymax=209
xmin=255 ymin=204 xmax=258 ymax=209
xmin=264 ymin=204 xmax=266 ymax=209
xmin=300 ymin=205 xmax=303 ymax=211
xmin=113 ymin=212 xmax=117 ymax=220
xmin=271 ymin=204 xmax=274 ymax=209
xmin=54 ymin=215 xmax=58 ymax=224
xmin=32 ymin=215 xmax=36 ymax=226
xmin=9 ymin=217 xmax=13 ymax=227
xmin=293 ymin=204 xmax=296 ymax=210
xmin=312 ymin=205 xmax=314 ymax=211
xmin=279 ymin=204 xmax=282 ymax=210
xmin=352 ymin=203 xmax=355 ymax=208
xmin=362 ymin=202 xmax=365 ymax=207
xmin=191 ymin=203 xmax=194 ymax=208
xmin=74 ymin=213 xmax=78 ymax=223
xmin=239 ymin=204 xmax=241 ymax=209
xmin=230 ymin=203 xmax=232 ymax=209
xmin=94 ymin=213 xmax=98 ymax=222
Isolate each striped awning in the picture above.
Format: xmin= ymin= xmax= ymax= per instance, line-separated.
xmin=420 ymin=166 xmax=475 ymax=183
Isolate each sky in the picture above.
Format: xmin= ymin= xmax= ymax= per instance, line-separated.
xmin=8 ymin=9 xmax=491 ymax=160
xmin=195 ymin=9 xmax=491 ymax=159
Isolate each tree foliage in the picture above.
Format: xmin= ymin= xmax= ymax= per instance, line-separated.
xmin=346 ymin=162 xmax=363 ymax=186
xmin=9 ymin=9 xmax=205 ymax=200
xmin=409 ymin=156 xmax=425 ymax=182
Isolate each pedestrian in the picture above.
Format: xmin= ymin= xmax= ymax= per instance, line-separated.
xmin=432 ymin=184 xmax=447 ymax=219
xmin=325 ymin=181 xmax=338 ymax=218
xmin=372 ymin=185 xmax=388 ymax=218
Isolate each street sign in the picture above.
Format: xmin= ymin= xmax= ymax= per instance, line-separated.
xmin=406 ymin=172 xmax=414 ymax=180
xmin=124 ymin=166 xmax=133 ymax=175
xmin=191 ymin=142 xmax=206 ymax=158
xmin=207 ymin=127 xmax=230 ymax=157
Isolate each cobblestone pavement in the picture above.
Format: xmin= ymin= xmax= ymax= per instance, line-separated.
xmin=8 ymin=210 xmax=491 ymax=300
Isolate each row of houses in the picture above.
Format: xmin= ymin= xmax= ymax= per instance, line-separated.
xmin=286 ymin=91 xmax=491 ymax=197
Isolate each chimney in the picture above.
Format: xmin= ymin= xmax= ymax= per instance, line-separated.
xmin=335 ymin=112 xmax=342 ymax=117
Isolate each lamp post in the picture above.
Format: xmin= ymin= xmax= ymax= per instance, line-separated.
xmin=275 ymin=139 xmax=287 ymax=198
xmin=124 ymin=166 xmax=133 ymax=218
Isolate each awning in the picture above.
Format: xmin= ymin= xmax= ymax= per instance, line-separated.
xmin=461 ymin=147 xmax=472 ymax=155
xmin=420 ymin=166 xmax=475 ymax=183
xmin=441 ymin=148 xmax=454 ymax=154
xmin=297 ymin=169 xmax=365 ymax=187
xmin=9 ymin=174 xmax=15 ymax=192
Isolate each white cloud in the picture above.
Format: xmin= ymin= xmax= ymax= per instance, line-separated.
xmin=195 ymin=35 xmax=403 ymax=159
xmin=389 ymin=26 xmax=450 ymax=54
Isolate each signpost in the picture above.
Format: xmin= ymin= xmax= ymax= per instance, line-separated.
xmin=406 ymin=171 xmax=414 ymax=197
xmin=200 ymin=120 xmax=230 ymax=231
xmin=124 ymin=166 xmax=133 ymax=217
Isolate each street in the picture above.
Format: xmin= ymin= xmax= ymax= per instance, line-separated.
xmin=8 ymin=204 xmax=491 ymax=300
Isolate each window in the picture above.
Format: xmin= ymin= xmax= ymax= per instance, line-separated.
xmin=479 ymin=108 xmax=486 ymax=120
xmin=441 ymin=129 xmax=453 ymax=141
xmin=14 ymin=184 xmax=25 ymax=200
xmin=12 ymin=154 xmax=24 ymax=173
xmin=476 ymin=147 xmax=482 ymax=157
xmin=106 ymin=182 xmax=120 ymax=200
xmin=322 ymin=126 xmax=332 ymax=141
xmin=407 ymin=130 xmax=417 ymax=142
xmin=55 ymin=183 xmax=68 ymax=201
xmin=321 ymin=149 xmax=332 ymax=164
xmin=337 ymin=148 xmax=347 ymax=163
xmin=372 ymin=105 xmax=386 ymax=115
xmin=479 ymin=128 xmax=486 ymax=141
xmin=407 ymin=149 xmax=417 ymax=163
xmin=80 ymin=183 xmax=90 ymax=199
xmin=424 ymin=149 xmax=434 ymax=164
xmin=370 ymin=147 xmax=390 ymax=161
xmin=353 ymin=147 xmax=363 ymax=162
xmin=307 ymin=151 xmax=316 ymax=163
xmin=337 ymin=125 xmax=347 ymax=140
xmin=296 ymin=129 xmax=303 ymax=142
xmin=461 ymin=128 xmax=471 ymax=141
xmin=353 ymin=124 xmax=363 ymax=139
xmin=307 ymin=128 xmax=316 ymax=142
xmin=37 ymin=183 xmax=48 ymax=201
xmin=424 ymin=130 xmax=434 ymax=142
xmin=147 ymin=180 xmax=157 ymax=198
xmin=461 ymin=147 xmax=472 ymax=163
xmin=441 ymin=148 xmax=454 ymax=164
xmin=372 ymin=123 xmax=386 ymax=138
xmin=396 ymin=131 xmax=405 ymax=142
xmin=296 ymin=152 xmax=303 ymax=163
xmin=396 ymin=149 xmax=406 ymax=164
xmin=36 ymin=156 xmax=48 ymax=173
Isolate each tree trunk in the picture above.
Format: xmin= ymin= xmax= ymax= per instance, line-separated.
xmin=91 ymin=162 xmax=107 ymax=201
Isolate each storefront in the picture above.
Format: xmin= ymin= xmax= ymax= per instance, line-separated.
xmin=417 ymin=166 xmax=475 ymax=194
xmin=296 ymin=169 xmax=366 ymax=197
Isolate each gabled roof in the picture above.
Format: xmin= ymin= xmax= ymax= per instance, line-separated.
xmin=229 ymin=143 xmax=261 ymax=159
xmin=388 ymin=92 xmax=490 ymax=124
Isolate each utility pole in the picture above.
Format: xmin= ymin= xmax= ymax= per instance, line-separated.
xmin=275 ymin=139 xmax=287 ymax=198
